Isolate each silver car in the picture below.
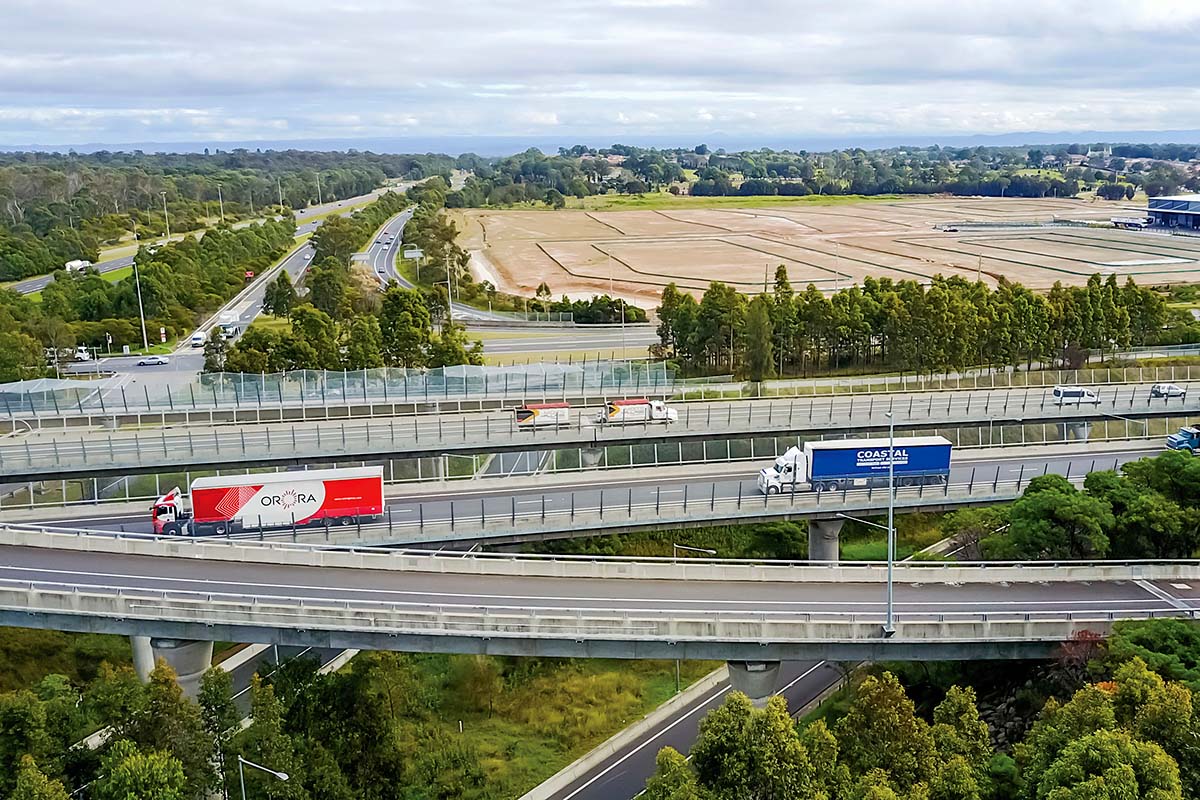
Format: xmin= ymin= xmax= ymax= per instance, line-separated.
xmin=1150 ymin=383 xmax=1186 ymax=399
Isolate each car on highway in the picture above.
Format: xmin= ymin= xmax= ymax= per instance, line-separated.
xmin=1052 ymin=385 xmax=1099 ymax=405
xmin=137 ymin=355 xmax=170 ymax=367
xmin=1150 ymin=383 xmax=1186 ymax=399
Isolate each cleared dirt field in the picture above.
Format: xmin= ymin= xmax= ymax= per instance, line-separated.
xmin=452 ymin=197 xmax=1195 ymax=306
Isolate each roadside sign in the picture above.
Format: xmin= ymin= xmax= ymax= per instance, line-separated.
xmin=403 ymin=248 xmax=423 ymax=260
xmin=159 ymin=326 xmax=166 ymax=343
xmin=122 ymin=345 xmax=130 ymax=355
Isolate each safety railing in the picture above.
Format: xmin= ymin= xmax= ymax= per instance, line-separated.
xmin=0 ymin=384 xmax=1188 ymax=480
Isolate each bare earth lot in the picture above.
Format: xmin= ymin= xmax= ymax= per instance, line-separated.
xmin=452 ymin=197 xmax=1196 ymax=307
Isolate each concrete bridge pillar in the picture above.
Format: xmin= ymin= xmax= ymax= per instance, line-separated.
xmin=130 ymin=635 xmax=154 ymax=682
xmin=580 ymin=447 xmax=604 ymax=468
xmin=808 ymin=519 xmax=843 ymax=562
xmin=1058 ymin=420 xmax=1092 ymax=442
xmin=727 ymin=661 xmax=781 ymax=706
xmin=130 ymin=637 xmax=214 ymax=698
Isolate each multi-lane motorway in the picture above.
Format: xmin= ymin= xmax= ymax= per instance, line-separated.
xmin=10 ymin=189 xmax=392 ymax=296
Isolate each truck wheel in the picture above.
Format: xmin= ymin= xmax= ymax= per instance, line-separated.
xmin=339 ymin=517 xmax=353 ymax=526
xmin=767 ymin=485 xmax=780 ymax=495
xmin=214 ymin=522 xmax=228 ymax=535
xmin=162 ymin=522 xmax=179 ymax=536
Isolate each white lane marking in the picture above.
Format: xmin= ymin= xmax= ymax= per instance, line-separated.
xmin=1171 ymin=583 xmax=1192 ymax=590
xmin=1134 ymin=580 xmax=1196 ymax=612
xmin=0 ymin=564 xmax=1175 ymax=610
xmin=566 ymin=662 xmax=828 ymax=800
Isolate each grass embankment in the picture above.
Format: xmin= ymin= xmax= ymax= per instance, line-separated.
xmin=394 ymin=654 xmax=718 ymax=796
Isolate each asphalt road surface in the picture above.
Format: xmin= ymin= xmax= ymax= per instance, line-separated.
xmin=553 ymin=661 xmax=840 ymax=800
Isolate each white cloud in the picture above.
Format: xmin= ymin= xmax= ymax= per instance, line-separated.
xmin=1 ymin=0 xmax=1199 ymax=146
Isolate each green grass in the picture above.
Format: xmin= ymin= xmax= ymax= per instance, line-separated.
xmin=0 ymin=628 xmax=131 ymax=692
xmin=249 ymin=315 xmax=291 ymax=333
xmin=408 ymin=654 xmax=719 ymax=797
xmin=563 ymin=192 xmax=914 ymax=212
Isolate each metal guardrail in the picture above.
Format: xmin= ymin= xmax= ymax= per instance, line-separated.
xmin=0 ymin=385 xmax=1185 ymax=480
xmin=7 ymin=521 xmax=1200 ymax=583
xmin=8 ymin=362 xmax=1200 ymax=425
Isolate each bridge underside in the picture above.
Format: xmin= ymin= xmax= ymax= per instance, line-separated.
xmin=1 ymin=610 xmax=1065 ymax=663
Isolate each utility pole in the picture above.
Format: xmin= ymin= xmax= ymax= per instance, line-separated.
xmin=159 ymin=191 xmax=170 ymax=240
xmin=248 ymin=187 xmax=254 ymax=217
xmin=277 ymin=177 xmax=284 ymax=209
xmin=130 ymin=215 xmax=149 ymax=350
xmin=885 ymin=411 xmax=896 ymax=636
xmin=217 ymin=184 xmax=225 ymax=224
xmin=316 ymin=173 xmax=322 ymax=206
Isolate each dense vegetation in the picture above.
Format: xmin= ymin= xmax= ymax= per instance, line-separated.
xmin=949 ymin=451 xmax=1200 ymax=562
xmin=655 ymin=267 xmax=1174 ymax=379
xmin=0 ymin=150 xmax=456 ymax=281
xmin=0 ymin=218 xmax=295 ymax=381
xmin=0 ymin=649 xmax=712 ymax=800
xmin=644 ymin=638 xmax=1200 ymax=800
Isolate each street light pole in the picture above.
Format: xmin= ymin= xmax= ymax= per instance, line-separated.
xmin=159 ymin=191 xmax=170 ymax=240
xmin=277 ymin=177 xmax=284 ymax=209
xmin=885 ymin=410 xmax=896 ymax=636
xmin=238 ymin=756 xmax=289 ymax=800
xmin=130 ymin=214 xmax=149 ymax=350
xmin=217 ymin=184 xmax=225 ymax=224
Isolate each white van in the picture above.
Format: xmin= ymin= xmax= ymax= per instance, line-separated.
xmin=1052 ymin=385 xmax=1099 ymax=405
xmin=190 ymin=332 xmax=207 ymax=348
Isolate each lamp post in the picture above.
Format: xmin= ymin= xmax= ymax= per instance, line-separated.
xmin=885 ymin=410 xmax=895 ymax=636
xmin=159 ymin=191 xmax=170 ymax=240
xmin=217 ymin=183 xmax=225 ymax=224
xmin=238 ymin=756 xmax=289 ymax=800
xmin=130 ymin=215 xmax=149 ymax=350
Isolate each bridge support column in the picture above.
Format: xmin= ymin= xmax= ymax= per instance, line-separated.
xmin=1058 ymin=421 xmax=1092 ymax=441
xmin=137 ymin=638 xmax=214 ymax=698
xmin=580 ymin=447 xmax=604 ymax=468
xmin=130 ymin=635 xmax=154 ymax=682
xmin=809 ymin=519 xmax=843 ymax=562
xmin=726 ymin=661 xmax=781 ymax=706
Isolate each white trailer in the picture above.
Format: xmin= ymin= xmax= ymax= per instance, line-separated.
xmin=596 ymin=398 xmax=678 ymax=424
xmin=515 ymin=403 xmax=571 ymax=426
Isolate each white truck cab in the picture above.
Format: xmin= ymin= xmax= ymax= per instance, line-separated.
xmin=758 ymin=446 xmax=809 ymax=494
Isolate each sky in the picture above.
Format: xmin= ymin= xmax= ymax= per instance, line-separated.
xmin=3 ymin=0 xmax=1200 ymax=150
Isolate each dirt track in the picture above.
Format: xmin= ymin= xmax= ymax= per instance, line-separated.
xmin=452 ymin=198 xmax=1193 ymax=307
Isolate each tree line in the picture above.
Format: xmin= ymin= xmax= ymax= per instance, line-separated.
xmin=937 ymin=450 xmax=1200 ymax=563
xmin=0 ymin=219 xmax=295 ymax=381
xmin=643 ymin=638 xmax=1200 ymax=800
xmin=656 ymin=268 xmax=1173 ymax=380
xmin=0 ymin=149 xmax=456 ymax=281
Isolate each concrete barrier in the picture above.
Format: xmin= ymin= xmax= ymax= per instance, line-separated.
xmin=5 ymin=521 xmax=1200 ymax=586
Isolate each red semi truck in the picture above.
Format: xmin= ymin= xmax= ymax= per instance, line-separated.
xmin=151 ymin=466 xmax=385 ymax=536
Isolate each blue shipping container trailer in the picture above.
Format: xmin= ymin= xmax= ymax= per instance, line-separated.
xmin=758 ymin=436 xmax=953 ymax=494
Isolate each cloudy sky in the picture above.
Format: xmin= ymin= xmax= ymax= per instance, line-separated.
xmin=3 ymin=0 xmax=1200 ymax=148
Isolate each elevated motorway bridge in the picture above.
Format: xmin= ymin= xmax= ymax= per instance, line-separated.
xmin=0 ymin=442 xmax=1162 ymax=560
xmin=0 ymin=525 xmax=1196 ymax=673
xmin=0 ymin=384 xmax=1188 ymax=482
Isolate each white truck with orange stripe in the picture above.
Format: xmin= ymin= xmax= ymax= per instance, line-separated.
xmin=150 ymin=466 xmax=385 ymax=536
xmin=595 ymin=398 xmax=678 ymax=424
xmin=514 ymin=402 xmax=572 ymax=426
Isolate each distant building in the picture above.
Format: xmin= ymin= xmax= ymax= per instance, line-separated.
xmin=1147 ymin=194 xmax=1200 ymax=230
